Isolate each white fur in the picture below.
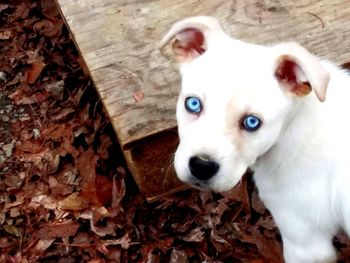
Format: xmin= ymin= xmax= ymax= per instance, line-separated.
xmin=162 ymin=16 xmax=350 ymax=263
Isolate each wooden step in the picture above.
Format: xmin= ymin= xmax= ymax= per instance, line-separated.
xmin=55 ymin=0 xmax=350 ymax=201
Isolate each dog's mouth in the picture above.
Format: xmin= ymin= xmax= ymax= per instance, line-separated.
xmin=188 ymin=179 xmax=224 ymax=193
xmin=186 ymin=169 xmax=252 ymax=193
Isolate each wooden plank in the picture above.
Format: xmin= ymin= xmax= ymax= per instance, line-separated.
xmin=123 ymin=129 xmax=188 ymax=202
xmin=56 ymin=0 xmax=350 ymax=199
xmin=56 ymin=0 xmax=350 ymax=147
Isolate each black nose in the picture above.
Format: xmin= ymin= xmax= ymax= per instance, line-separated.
xmin=189 ymin=155 xmax=219 ymax=180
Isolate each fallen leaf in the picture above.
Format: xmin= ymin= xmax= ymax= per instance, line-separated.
xmin=251 ymin=190 xmax=266 ymax=214
xmin=8 ymin=1 xmax=30 ymax=22
xmin=146 ymin=252 xmax=160 ymax=263
xmin=0 ymin=31 xmax=12 ymax=40
xmin=33 ymin=19 xmax=62 ymax=37
xmin=3 ymin=225 xmax=21 ymax=238
xmin=27 ymin=59 xmax=46 ymax=84
xmin=170 ymin=249 xmax=188 ymax=263
xmin=8 ymin=85 xmax=30 ymax=103
xmin=4 ymin=198 xmax=25 ymax=211
xmin=58 ymin=192 xmax=89 ymax=211
xmin=44 ymin=80 xmax=65 ymax=99
xmin=3 ymin=142 xmax=15 ymax=157
xmin=41 ymin=0 xmax=60 ymax=18
xmin=0 ymin=4 xmax=8 ymax=13
xmin=27 ymin=239 xmax=55 ymax=263
xmin=9 ymin=207 xmax=21 ymax=218
xmin=256 ymin=215 xmax=276 ymax=231
xmin=77 ymin=149 xmax=101 ymax=205
xmin=79 ymin=209 xmax=116 ymax=237
xmin=95 ymin=175 xmax=113 ymax=206
xmin=251 ymin=227 xmax=283 ymax=263
xmin=155 ymin=236 xmax=174 ymax=253
xmin=51 ymin=108 xmax=75 ymax=122
xmin=210 ymin=229 xmax=231 ymax=253
xmin=29 ymin=195 xmax=57 ymax=210
xmin=110 ymin=174 xmax=126 ymax=215
xmin=36 ymin=220 xmax=80 ymax=239
xmin=97 ymin=134 xmax=112 ymax=159
xmin=183 ymin=227 xmax=204 ymax=242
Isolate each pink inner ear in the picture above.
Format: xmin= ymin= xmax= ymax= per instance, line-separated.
xmin=275 ymin=56 xmax=312 ymax=97
xmin=275 ymin=57 xmax=299 ymax=84
xmin=172 ymin=28 xmax=206 ymax=61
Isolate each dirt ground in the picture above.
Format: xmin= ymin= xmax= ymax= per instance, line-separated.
xmin=0 ymin=1 xmax=349 ymax=262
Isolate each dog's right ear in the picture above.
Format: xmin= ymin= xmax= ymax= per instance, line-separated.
xmin=159 ymin=16 xmax=224 ymax=63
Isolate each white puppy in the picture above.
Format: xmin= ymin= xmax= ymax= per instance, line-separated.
xmin=160 ymin=16 xmax=350 ymax=263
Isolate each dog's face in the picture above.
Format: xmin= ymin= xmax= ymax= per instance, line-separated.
xmin=174 ymin=50 xmax=292 ymax=192
xmin=160 ymin=17 xmax=330 ymax=192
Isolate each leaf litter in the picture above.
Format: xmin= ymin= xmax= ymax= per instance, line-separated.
xmin=0 ymin=1 xmax=349 ymax=262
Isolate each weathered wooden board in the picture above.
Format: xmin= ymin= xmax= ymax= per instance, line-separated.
xmin=56 ymin=0 xmax=350 ymax=200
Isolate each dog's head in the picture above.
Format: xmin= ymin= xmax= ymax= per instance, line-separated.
xmin=160 ymin=16 xmax=330 ymax=192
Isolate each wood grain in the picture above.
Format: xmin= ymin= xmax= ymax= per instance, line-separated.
xmin=56 ymin=0 xmax=350 ymax=147
xmin=56 ymin=0 xmax=350 ymax=199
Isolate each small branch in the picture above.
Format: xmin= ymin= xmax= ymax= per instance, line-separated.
xmin=307 ymin=12 xmax=325 ymax=28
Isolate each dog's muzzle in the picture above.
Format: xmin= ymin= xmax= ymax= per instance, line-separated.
xmin=189 ymin=155 xmax=219 ymax=180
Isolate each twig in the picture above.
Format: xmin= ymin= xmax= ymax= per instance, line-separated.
xmin=307 ymin=12 xmax=325 ymax=28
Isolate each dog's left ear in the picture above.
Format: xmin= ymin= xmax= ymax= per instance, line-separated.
xmin=274 ymin=42 xmax=330 ymax=102
xmin=159 ymin=16 xmax=225 ymax=63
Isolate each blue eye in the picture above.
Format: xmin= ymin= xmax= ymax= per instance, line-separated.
xmin=185 ymin=96 xmax=202 ymax=113
xmin=242 ymin=115 xmax=262 ymax=132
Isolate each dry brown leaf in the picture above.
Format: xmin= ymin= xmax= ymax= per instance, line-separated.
xmin=170 ymin=249 xmax=188 ymax=263
xmin=58 ymin=192 xmax=89 ymax=211
xmin=79 ymin=209 xmax=116 ymax=237
xmin=0 ymin=4 xmax=8 ymax=12
xmin=33 ymin=19 xmax=62 ymax=37
xmin=77 ymin=149 xmax=104 ymax=205
xmin=8 ymin=85 xmax=30 ymax=103
xmin=251 ymin=190 xmax=266 ymax=214
xmin=250 ymin=227 xmax=283 ymax=263
xmin=14 ymin=92 xmax=49 ymax=105
xmin=93 ymin=175 xmax=112 ymax=206
xmin=8 ymin=1 xmax=30 ymax=22
xmin=210 ymin=229 xmax=231 ymax=253
xmin=3 ymin=225 xmax=21 ymax=238
xmin=183 ymin=227 xmax=204 ymax=242
xmin=27 ymin=59 xmax=46 ymax=84
xmin=44 ymin=80 xmax=65 ymax=100
xmin=0 ymin=31 xmax=12 ymax=40
xmin=146 ymin=252 xmax=160 ymax=263
xmin=16 ymin=145 xmax=60 ymax=174
xmin=110 ymin=174 xmax=126 ymax=215
xmin=36 ymin=220 xmax=80 ymax=239
xmin=29 ymin=195 xmax=57 ymax=210
xmin=256 ymin=215 xmax=276 ymax=231
xmin=97 ymin=134 xmax=112 ymax=159
xmin=27 ymin=239 xmax=55 ymax=263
